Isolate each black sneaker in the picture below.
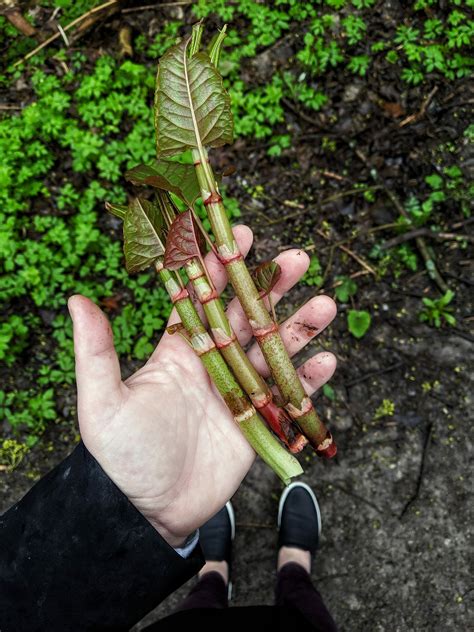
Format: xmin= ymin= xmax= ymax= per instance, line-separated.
xmin=199 ymin=501 xmax=235 ymax=598
xmin=277 ymin=482 xmax=321 ymax=556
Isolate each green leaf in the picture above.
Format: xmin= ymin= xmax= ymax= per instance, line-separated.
xmin=425 ymin=174 xmax=443 ymax=190
xmin=125 ymin=160 xmax=201 ymax=207
xmin=439 ymin=289 xmax=455 ymax=307
xmin=323 ymin=384 xmax=336 ymax=401
xmin=347 ymin=310 xmax=371 ymax=339
xmin=123 ymin=198 xmax=165 ymax=274
xmin=154 ymin=39 xmax=233 ymax=157
xmin=189 ymin=21 xmax=204 ymax=56
xmin=163 ymin=209 xmax=204 ymax=270
xmin=105 ymin=201 xmax=128 ymax=220
xmin=208 ymin=25 xmax=228 ymax=68
xmin=335 ymin=276 xmax=358 ymax=302
xmin=252 ymin=261 xmax=282 ymax=297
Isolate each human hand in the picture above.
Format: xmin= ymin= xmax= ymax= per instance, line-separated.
xmin=68 ymin=225 xmax=337 ymax=548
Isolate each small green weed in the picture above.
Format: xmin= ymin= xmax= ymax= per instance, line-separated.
xmin=347 ymin=309 xmax=371 ymax=338
xmin=374 ymin=399 xmax=395 ymax=420
xmin=419 ymin=290 xmax=456 ymax=328
xmin=334 ymin=276 xmax=358 ymax=302
xmin=301 ymin=255 xmax=324 ymax=287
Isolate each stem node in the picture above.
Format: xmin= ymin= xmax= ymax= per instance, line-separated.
xmin=170 ymin=288 xmax=189 ymax=303
xmin=251 ymin=321 xmax=280 ymax=341
xmin=204 ymin=191 xmax=223 ymax=206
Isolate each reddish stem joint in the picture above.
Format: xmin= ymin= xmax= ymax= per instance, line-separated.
xmin=214 ymin=333 xmax=237 ymax=350
xmin=252 ymin=321 xmax=279 ymax=342
xmin=201 ymin=289 xmax=220 ymax=304
xmin=170 ymin=288 xmax=190 ymax=303
xmin=217 ymin=251 xmax=244 ymax=265
xmin=315 ymin=432 xmax=337 ymax=460
xmin=204 ymin=192 xmax=223 ymax=206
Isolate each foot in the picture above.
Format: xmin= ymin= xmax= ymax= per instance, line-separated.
xmin=277 ymin=482 xmax=322 ymax=573
xmin=198 ymin=501 xmax=235 ymax=589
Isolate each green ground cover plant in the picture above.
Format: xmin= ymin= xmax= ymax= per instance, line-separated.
xmin=0 ymin=0 xmax=470 ymax=459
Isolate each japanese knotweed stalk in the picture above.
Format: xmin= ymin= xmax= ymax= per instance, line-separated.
xmin=153 ymin=32 xmax=336 ymax=457
xmin=105 ymin=198 xmax=302 ymax=484
xmin=158 ymin=196 xmax=306 ymax=453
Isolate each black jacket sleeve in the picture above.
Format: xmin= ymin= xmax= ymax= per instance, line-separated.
xmin=0 ymin=442 xmax=204 ymax=632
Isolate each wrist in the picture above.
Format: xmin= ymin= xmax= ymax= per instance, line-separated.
xmin=147 ymin=517 xmax=190 ymax=549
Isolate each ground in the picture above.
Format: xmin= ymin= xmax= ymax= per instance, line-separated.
xmin=1 ymin=2 xmax=473 ymax=630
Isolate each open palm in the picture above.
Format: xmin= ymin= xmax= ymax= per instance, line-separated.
xmin=69 ymin=225 xmax=337 ymax=547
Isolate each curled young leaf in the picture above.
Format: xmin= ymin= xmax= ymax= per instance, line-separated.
xmin=208 ymin=25 xmax=227 ymax=67
xmin=189 ymin=20 xmax=204 ymax=56
xmin=123 ymin=198 xmax=165 ymax=274
xmin=125 ymin=159 xmax=201 ymax=207
xmin=105 ymin=201 xmax=128 ymax=220
xmin=154 ymin=38 xmax=233 ymax=157
xmin=253 ymin=261 xmax=282 ymax=297
xmin=163 ymin=209 xmax=204 ymax=271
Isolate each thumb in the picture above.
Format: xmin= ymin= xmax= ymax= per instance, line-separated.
xmin=68 ymin=295 xmax=123 ymax=418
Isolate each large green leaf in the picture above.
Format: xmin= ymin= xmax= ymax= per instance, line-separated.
xmin=125 ymin=160 xmax=201 ymax=207
xmin=123 ymin=198 xmax=165 ymax=274
xmin=154 ymin=38 xmax=233 ymax=157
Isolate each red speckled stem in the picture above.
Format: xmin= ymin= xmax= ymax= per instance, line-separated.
xmin=192 ymin=149 xmax=336 ymax=458
xmin=155 ymin=260 xmax=303 ymax=482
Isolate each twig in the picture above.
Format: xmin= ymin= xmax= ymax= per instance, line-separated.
xmin=56 ymin=23 xmax=70 ymax=47
xmin=444 ymin=272 xmax=474 ymax=288
xmin=3 ymin=8 xmax=36 ymax=37
xmin=317 ymin=169 xmax=348 ymax=182
xmin=337 ymin=243 xmax=377 ymax=277
xmin=235 ymin=521 xmax=273 ymax=529
xmin=122 ymin=1 xmax=194 ymax=12
xmin=400 ymin=423 xmax=433 ymax=518
xmin=345 ymin=361 xmax=405 ymax=388
xmin=452 ymin=216 xmax=474 ymax=230
xmin=282 ymin=97 xmax=324 ymax=129
xmin=381 ymin=228 xmax=474 ymax=250
xmin=318 ymin=269 xmax=371 ymax=294
xmin=450 ymin=327 xmax=474 ymax=344
xmin=353 ymin=147 xmax=449 ymax=293
xmin=399 ymin=87 xmax=438 ymax=128
xmin=14 ymin=0 xmax=119 ymax=67
xmin=266 ymin=186 xmax=381 ymax=227
xmin=326 ymin=481 xmax=385 ymax=515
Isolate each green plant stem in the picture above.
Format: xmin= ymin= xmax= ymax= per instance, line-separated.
xmin=185 ymin=257 xmax=306 ymax=453
xmin=192 ymin=149 xmax=335 ymax=457
xmin=154 ymin=260 xmax=303 ymax=483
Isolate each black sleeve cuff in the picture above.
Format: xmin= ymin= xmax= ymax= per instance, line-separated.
xmin=0 ymin=442 xmax=204 ymax=632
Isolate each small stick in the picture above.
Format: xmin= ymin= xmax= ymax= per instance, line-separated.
xmin=338 ymin=243 xmax=377 ymax=277
xmin=315 ymin=228 xmax=377 ymax=277
xmin=353 ymin=147 xmax=449 ymax=294
xmin=345 ymin=361 xmax=405 ymax=388
xmin=4 ymin=8 xmax=36 ymax=37
xmin=399 ymin=87 xmax=438 ymax=128
xmin=265 ymin=186 xmax=382 ymax=227
xmin=13 ymin=0 xmax=119 ymax=67
xmin=121 ymin=1 xmax=194 ymax=12
xmin=381 ymin=228 xmax=474 ymax=250
xmin=400 ymin=423 xmax=433 ymax=518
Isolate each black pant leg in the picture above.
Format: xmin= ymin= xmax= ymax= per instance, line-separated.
xmin=175 ymin=571 xmax=228 ymax=611
xmin=275 ymin=562 xmax=338 ymax=632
